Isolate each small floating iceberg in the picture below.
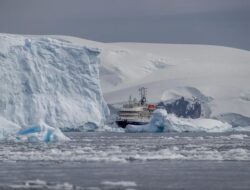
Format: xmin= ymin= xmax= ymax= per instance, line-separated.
xmin=0 ymin=117 xmax=69 ymax=142
xmin=126 ymin=109 xmax=168 ymax=133
xmin=126 ymin=109 xmax=232 ymax=133
xmin=16 ymin=122 xmax=70 ymax=142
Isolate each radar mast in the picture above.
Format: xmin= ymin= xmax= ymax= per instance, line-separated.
xmin=139 ymin=87 xmax=147 ymax=106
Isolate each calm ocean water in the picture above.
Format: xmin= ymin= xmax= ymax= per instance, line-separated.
xmin=0 ymin=132 xmax=250 ymax=189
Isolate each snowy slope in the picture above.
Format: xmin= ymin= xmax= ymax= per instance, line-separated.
xmin=56 ymin=36 xmax=250 ymax=125
xmin=0 ymin=34 xmax=109 ymax=132
xmin=102 ymin=43 xmax=250 ymax=118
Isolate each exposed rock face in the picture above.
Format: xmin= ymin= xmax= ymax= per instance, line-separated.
xmin=157 ymin=97 xmax=201 ymax=119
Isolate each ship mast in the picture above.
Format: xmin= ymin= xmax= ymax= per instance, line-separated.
xmin=139 ymin=87 xmax=147 ymax=106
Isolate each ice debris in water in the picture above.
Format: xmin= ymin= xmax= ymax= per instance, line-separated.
xmin=126 ymin=109 xmax=233 ymax=133
xmin=3 ymin=179 xmax=83 ymax=190
xmin=101 ymin=180 xmax=137 ymax=187
xmin=229 ymin=134 xmax=248 ymax=140
xmin=2 ymin=179 xmax=137 ymax=190
xmin=16 ymin=122 xmax=69 ymax=142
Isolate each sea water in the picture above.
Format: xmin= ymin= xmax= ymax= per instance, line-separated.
xmin=0 ymin=132 xmax=250 ymax=189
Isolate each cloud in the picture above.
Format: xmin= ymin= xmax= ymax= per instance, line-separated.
xmin=0 ymin=0 xmax=249 ymax=50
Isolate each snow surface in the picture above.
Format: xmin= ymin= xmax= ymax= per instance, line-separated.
xmin=0 ymin=34 xmax=109 ymax=136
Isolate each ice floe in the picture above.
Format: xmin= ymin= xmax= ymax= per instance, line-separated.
xmin=101 ymin=180 xmax=137 ymax=187
xmin=0 ymin=118 xmax=69 ymax=142
xmin=16 ymin=122 xmax=70 ymax=142
xmin=1 ymin=179 xmax=83 ymax=190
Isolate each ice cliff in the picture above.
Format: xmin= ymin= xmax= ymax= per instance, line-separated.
xmin=0 ymin=34 xmax=109 ymax=139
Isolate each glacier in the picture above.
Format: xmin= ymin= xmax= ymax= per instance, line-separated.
xmin=0 ymin=34 xmax=109 ymax=140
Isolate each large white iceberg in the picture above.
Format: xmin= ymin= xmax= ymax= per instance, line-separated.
xmin=0 ymin=34 xmax=109 ymax=135
xmin=126 ymin=109 xmax=233 ymax=133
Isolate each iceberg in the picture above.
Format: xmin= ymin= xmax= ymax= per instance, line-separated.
xmin=126 ymin=109 xmax=168 ymax=133
xmin=17 ymin=122 xmax=70 ymax=142
xmin=0 ymin=118 xmax=69 ymax=142
xmin=0 ymin=34 xmax=109 ymax=134
xmin=126 ymin=109 xmax=233 ymax=133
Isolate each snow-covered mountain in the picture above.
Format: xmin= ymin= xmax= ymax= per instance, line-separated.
xmin=0 ymin=34 xmax=109 ymax=132
xmin=58 ymin=36 xmax=250 ymax=126
xmin=0 ymin=33 xmax=250 ymax=132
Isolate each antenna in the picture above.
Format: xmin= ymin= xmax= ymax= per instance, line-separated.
xmin=139 ymin=87 xmax=147 ymax=105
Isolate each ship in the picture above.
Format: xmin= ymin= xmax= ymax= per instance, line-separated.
xmin=115 ymin=87 xmax=156 ymax=128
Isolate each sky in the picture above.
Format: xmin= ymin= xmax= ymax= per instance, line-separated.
xmin=0 ymin=0 xmax=250 ymax=50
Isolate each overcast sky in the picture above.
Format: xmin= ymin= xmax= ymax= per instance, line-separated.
xmin=0 ymin=0 xmax=250 ymax=50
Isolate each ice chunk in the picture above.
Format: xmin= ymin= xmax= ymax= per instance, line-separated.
xmin=233 ymin=126 xmax=250 ymax=132
xmin=166 ymin=113 xmax=232 ymax=133
xmin=126 ymin=109 xmax=168 ymax=133
xmin=229 ymin=134 xmax=248 ymax=140
xmin=6 ymin=179 xmax=81 ymax=190
xmin=0 ymin=116 xmax=69 ymax=142
xmin=16 ymin=122 xmax=69 ymax=142
xmin=126 ymin=109 xmax=232 ymax=133
xmin=101 ymin=181 xmax=137 ymax=187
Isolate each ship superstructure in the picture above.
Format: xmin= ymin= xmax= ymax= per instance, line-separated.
xmin=116 ymin=87 xmax=156 ymax=128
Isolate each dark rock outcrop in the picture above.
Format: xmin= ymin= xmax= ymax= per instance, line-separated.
xmin=157 ymin=97 xmax=201 ymax=118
